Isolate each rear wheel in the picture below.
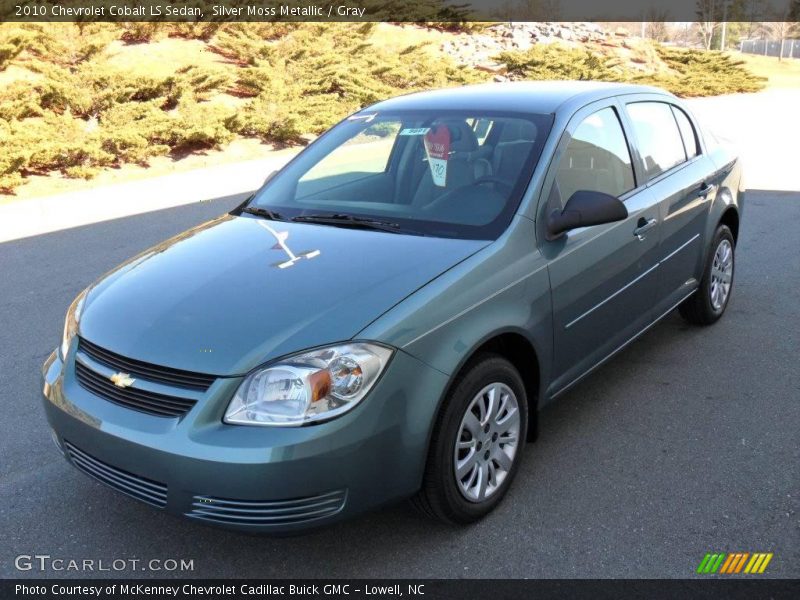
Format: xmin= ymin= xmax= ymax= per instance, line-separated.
xmin=679 ymin=224 xmax=735 ymax=325
xmin=412 ymin=354 xmax=527 ymax=524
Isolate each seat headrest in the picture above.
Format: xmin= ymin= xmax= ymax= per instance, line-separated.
xmin=499 ymin=120 xmax=538 ymax=143
xmin=437 ymin=120 xmax=479 ymax=153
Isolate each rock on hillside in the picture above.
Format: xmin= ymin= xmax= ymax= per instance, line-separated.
xmin=439 ymin=22 xmax=674 ymax=81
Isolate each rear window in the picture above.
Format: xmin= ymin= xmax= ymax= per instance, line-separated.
xmin=671 ymin=106 xmax=699 ymax=159
xmin=626 ymin=102 xmax=687 ymax=179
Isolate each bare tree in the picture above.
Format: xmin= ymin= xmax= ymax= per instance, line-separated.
xmin=640 ymin=8 xmax=671 ymax=41
xmin=758 ymin=21 xmax=798 ymax=59
xmin=646 ymin=22 xmax=670 ymax=42
xmin=696 ymin=0 xmax=722 ymax=50
xmin=671 ymin=22 xmax=700 ymax=47
xmin=754 ymin=0 xmax=799 ymax=59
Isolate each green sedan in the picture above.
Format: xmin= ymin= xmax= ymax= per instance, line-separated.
xmin=42 ymin=81 xmax=743 ymax=532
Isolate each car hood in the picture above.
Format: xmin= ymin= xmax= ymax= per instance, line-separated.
xmin=79 ymin=214 xmax=487 ymax=376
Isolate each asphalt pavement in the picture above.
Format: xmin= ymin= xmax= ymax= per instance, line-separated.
xmin=1 ymin=190 xmax=797 ymax=579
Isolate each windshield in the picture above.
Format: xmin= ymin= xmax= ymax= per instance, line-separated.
xmin=247 ymin=110 xmax=553 ymax=239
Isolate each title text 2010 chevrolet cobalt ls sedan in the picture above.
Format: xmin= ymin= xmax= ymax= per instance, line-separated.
xmin=42 ymin=82 xmax=743 ymax=531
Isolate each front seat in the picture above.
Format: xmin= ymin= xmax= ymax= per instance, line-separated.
xmin=410 ymin=120 xmax=488 ymax=208
xmin=492 ymin=120 xmax=538 ymax=183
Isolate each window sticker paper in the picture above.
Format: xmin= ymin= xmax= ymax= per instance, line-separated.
xmin=399 ymin=127 xmax=431 ymax=136
xmin=423 ymin=125 xmax=450 ymax=188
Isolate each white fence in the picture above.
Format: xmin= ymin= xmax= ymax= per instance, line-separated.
xmin=740 ymin=38 xmax=800 ymax=59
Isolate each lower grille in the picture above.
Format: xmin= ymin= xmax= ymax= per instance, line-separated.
xmin=187 ymin=490 xmax=346 ymax=526
xmin=64 ymin=441 xmax=167 ymax=508
xmin=75 ymin=360 xmax=196 ymax=418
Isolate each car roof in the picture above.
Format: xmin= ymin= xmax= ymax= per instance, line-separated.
xmin=364 ymin=81 xmax=673 ymax=115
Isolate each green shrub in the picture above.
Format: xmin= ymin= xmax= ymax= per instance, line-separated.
xmin=117 ymin=23 xmax=163 ymax=45
xmin=96 ymin=101 xmax=173 ymax=164
xmin=166 ymin=100 xmax=237 ymax=153
xmin=175 ymin=65 xmax=234 ymax=102
xmin=499 ymin=44 xmax=627 ymax=82
xmin=0 ymin=82 xmax=43 ymax=120
xmin=64 ymin=165 xmax=101 ymax=180
xmin=8 ymin=23 xmax=115 ymax=67
xmin=228 ymin=96 xmax=309 ymax=145
xmin=650 ymin=47 xmax=765 ymax=96
xmin=0 ymin=130 xmax=27 ymax=192
xmin=0 ymin=31 xmax=27 ymax=70
xmin=498 ymin=43 xmax=765 ymax=97
xmin=168 ymin=22 xmax=223 ymax=42
xmin=25 ymin=62 xmax=233 ymax=118
xmin=0 ymin=24 xmax=767 ymax=194
xmin=227 ymin=24 xmax=484 ymax=141
xmin=0 ymin=171 xmax=24 ymax=193
xmin=23 ymin=116 xmax=114 ymax=173
xmin=98 ymin=98 xmax=235 ymax=160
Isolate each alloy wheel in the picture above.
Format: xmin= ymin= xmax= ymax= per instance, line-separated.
xmin=710 ymin=238 xmax=734 ymax=311
xmin=454 ymin=382 xmax=521 ymax=502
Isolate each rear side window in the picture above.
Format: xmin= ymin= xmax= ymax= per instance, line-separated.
xmin=671 ymin=106 xmax=699 ymax=159
xmin=626 ymin=102 xmax=687 ymax=179
xmin=552 ymin=107 xmax=635 ymax=205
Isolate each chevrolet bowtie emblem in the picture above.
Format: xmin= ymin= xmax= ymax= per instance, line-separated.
xmin=110 ymin=372 xmax=136 ymax=388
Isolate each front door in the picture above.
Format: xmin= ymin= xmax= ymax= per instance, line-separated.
xmin=538 ymin=101 xmax=661 ymax=396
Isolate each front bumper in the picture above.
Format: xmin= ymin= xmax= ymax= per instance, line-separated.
xmin=41 ymin=347 xmax=449 ymax=533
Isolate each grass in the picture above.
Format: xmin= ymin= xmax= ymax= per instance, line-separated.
xmin=734 ymin=53 xmax=800 ymax=89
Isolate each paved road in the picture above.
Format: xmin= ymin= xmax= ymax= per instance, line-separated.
xmin=1 ymin=191 xmax=797 ymax=579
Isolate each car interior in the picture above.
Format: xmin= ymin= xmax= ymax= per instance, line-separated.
xmin=292 ymin=116 xmax=542 ymax=228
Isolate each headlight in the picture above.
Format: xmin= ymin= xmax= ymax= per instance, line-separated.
xmin=224 ymin=343 xmax=393 ymax=427
xmin=60 ymin=290 xmax=87 ymax=359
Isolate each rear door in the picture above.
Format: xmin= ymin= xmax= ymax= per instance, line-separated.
xmin=622 ymin=99 xmax=716 ymax=315
xmin=539 ymin=99 xmax=661 ymax=396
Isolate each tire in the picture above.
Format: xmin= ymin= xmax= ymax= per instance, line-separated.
xmin=412 ymin=354 xmax=528 ymax=524
xmin=679 ymin=224 xmax=735 ymax=325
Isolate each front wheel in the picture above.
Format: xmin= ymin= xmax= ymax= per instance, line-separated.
xmin=412 ymin=354 xmax=528 ymax=524
xmin=679 ymin=224 xmax=735 ymax=325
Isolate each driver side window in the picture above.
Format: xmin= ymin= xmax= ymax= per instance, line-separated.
xmin=552 ymin=107 xmax=635 ymax=207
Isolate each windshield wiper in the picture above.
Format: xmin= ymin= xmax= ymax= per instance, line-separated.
xmin=240 ymin=206 xmax=286 ymax=221
xmin=292 ymin=213 xmax=402 ymax=234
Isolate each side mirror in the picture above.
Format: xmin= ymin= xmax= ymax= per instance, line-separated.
xmin=546 ymin=190 xmax=628 ymax=240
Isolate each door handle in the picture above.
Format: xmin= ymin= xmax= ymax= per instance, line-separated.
xmin=697 ymin=182 xmax=716 ymax=198
xmin=633 ymin=218 xmax=657 ymax=241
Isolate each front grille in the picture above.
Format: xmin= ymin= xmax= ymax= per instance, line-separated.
xmin=64 ymin=441 xmax=167 ymax=508
xmin=75 ymin=360 xmax=197 ymax=418
xmin=186 ymin=490 xmax=347 ymax=526
xmin=78 ymin=337 xmax=216 ymax=391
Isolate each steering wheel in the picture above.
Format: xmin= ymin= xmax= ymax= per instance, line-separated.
xmin=475 ymin=176 xmax=514 ymax=194
xmin=424 ymin=176 xmax=514 ymax=211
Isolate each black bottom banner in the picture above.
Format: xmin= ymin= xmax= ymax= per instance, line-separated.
xmin=3 ymin=579 xmax=799 ymax=600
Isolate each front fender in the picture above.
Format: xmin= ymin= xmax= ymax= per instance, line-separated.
xmin=357 ymin=216 xmax=553 ymax=405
